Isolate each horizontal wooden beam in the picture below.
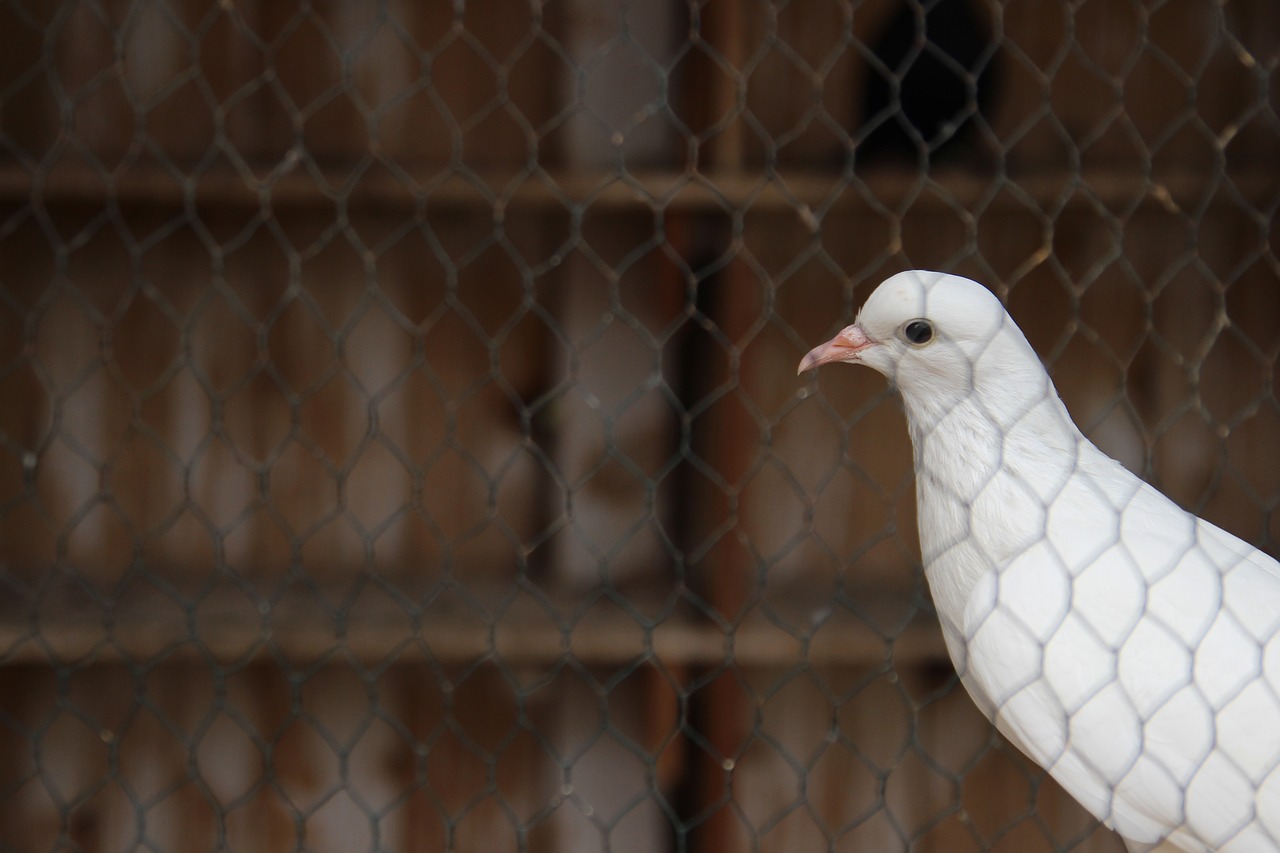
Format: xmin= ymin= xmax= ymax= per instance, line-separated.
xmin=0 ymin=161 xmax=1271 ymax=217
xmin=0 ymin=584 xmax=946 ymax=670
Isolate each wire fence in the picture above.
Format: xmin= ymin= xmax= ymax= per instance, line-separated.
xmin=0 ymin=0 xmax=1278 ymax=851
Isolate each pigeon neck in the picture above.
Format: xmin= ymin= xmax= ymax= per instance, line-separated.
xmin=901 ymin=364 xmax=1084 ymax=623
xmin=899 ymin=353 xmax=1065 ymax=441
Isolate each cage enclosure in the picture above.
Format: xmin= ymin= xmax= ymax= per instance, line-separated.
xmin=1 ymin=1 xmax=1278 ymax=851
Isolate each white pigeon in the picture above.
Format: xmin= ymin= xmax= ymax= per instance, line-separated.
xmin=798 ymin=270 xmax=1280 ymax=852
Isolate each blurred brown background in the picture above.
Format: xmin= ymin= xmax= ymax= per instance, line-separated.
xmin=1 ymin=0 xmax=1278 ymax=850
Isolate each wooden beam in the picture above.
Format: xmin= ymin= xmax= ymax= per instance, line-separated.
xmin=0 ymin=586 xmax=945 ymax=669
xmin=1 ymin=163 xmax=1270 ymax=216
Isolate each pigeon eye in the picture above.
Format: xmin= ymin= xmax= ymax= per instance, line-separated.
xmin=902 ymin=319 xmax=933 ymax=346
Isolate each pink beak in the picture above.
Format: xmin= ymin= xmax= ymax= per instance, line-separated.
xmin=797 ymin=323 xmax=877 ymax=374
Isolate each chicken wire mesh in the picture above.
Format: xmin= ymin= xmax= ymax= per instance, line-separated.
xmin=0 ymin=0 xmax=1277 ymax=851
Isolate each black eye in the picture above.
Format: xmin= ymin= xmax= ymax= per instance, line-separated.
xmin=903 ymin=319 xmax=933 ymax=345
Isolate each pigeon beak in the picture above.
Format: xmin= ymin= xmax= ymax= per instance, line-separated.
xmin=798 ymin=323 xmax=877 ymax=374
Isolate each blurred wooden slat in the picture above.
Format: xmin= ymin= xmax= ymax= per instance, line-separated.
xmin=3 ymin=162 xmax=1277 ymax=214
xmin=9 ymin=2 xmax=1274 ymax=177
xmin=0 ymin=660 xmax=561 ymax=853
xmin=0 ymin=583 xmax=946 ymax=669
xmin=0 ymin=205 xmax=551 ymax=591
xmin=540 ymin=214 xmax=685 ymax=590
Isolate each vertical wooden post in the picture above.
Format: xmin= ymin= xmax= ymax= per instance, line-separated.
xmin=684 ymin=0 xmax=758 ymax=831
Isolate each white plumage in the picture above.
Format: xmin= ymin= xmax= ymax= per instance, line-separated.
xmin=799 ymin=270 xmax=1280 ymax=852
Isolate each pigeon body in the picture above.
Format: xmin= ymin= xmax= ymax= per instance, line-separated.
xmin=799 ymin=271 xmax=1280 ymax=851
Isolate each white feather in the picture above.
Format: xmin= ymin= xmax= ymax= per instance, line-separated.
xmin=800 ymin=270 xmax=1280 ymax=851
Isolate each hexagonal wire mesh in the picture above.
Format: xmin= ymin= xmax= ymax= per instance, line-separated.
xmin=0 ymin=0 xmax=1278 ymax=850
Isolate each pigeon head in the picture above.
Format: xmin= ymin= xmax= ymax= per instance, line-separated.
xmin=798 ymin=270 xmax=1053 ymax=429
